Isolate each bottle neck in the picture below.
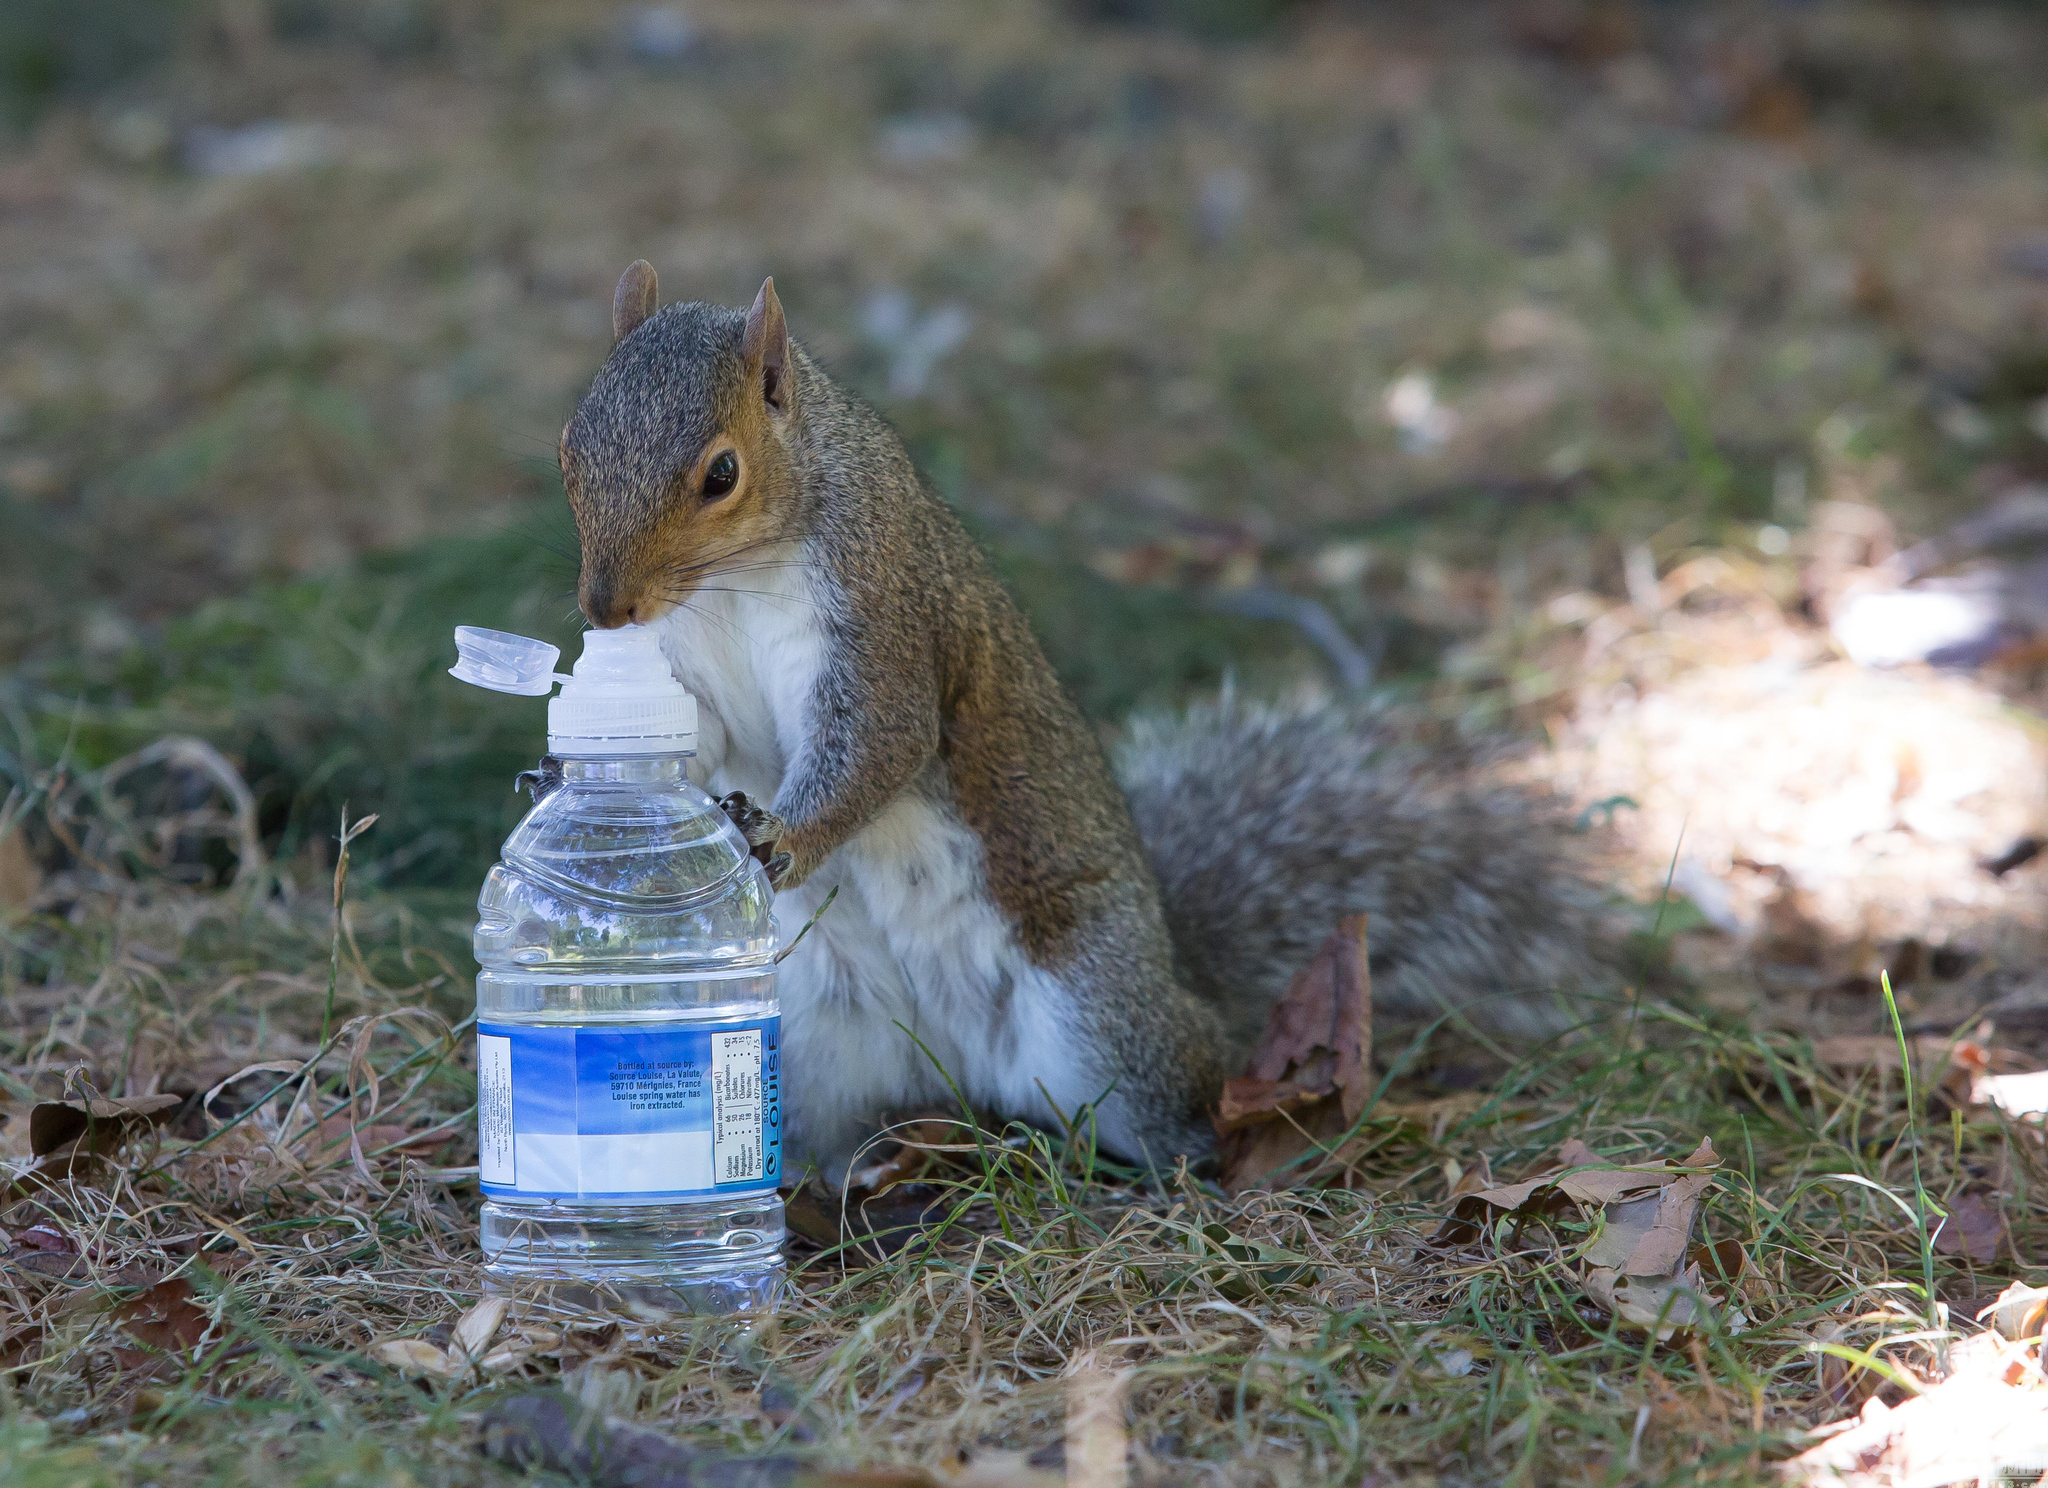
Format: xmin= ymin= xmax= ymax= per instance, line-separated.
xmin=556 ymin=754 xmax=692 ymax=785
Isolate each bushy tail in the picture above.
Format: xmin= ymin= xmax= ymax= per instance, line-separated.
xmin=1115 ymin=699 xmax=1616 ymax=1045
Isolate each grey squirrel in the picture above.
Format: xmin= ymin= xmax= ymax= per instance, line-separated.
xmin=558 ymin=262 xmax=1612 ymax=1179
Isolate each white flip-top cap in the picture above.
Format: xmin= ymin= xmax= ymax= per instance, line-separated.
xmin=548 ymin=626 xmax=697 ymax=755
xmin=450 ymin=624 xmax=697 ymax=756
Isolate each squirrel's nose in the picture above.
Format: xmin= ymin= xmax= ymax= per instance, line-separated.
xmin=579 ymin=577 xmax=638 ymax=629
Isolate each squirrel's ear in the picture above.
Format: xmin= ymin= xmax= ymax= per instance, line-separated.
xmin=612 ymin=260 xmax=658 ymax=343
xmin=742 ymin=277 xmax=791 ymax=414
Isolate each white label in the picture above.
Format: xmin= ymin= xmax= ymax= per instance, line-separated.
xmin=514 ymin=1131 xmax=711 ymax=1194
xmin=711 ymin=1030 xmax=764 ymax=1186
xmin=477 ymin=1034 xmax=515 ymax=1186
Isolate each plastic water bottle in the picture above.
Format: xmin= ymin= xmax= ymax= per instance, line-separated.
xmin=449 ymin=624 xmax=784 ymax=1314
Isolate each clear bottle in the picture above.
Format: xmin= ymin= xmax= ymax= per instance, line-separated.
xmin=450 ymin=624 xmax=783 ymax=1315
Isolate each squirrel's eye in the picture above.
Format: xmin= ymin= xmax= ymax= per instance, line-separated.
xmin=702 ymin=451 xmax=739 ymax=501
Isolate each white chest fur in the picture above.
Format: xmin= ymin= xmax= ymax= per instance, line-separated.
xmin=651 ymin=551 xmax=1095 ymax=1179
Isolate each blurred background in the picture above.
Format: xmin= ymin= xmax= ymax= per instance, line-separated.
xmin=6 ymin=0 xmax=2048 ymax=1030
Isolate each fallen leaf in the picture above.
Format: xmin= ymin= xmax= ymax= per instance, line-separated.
xmin=1433 ymin=1136 xmax=1728 ymax=1340
xmin=1217 ymin=1100 xmax=1354 ymax=1199
xmin=14 ymin=1223 xmax=75 ymax=1254
xmin=1785 ymin=1365 xmax=2048 ymax=1486
xmin=372 ymin=1338 xmax=460 ymax=1378
xmin=29 ymin=1094 xmax=185 ymax=1158
xmin=5 ymin=1222 xmax=81 ymax=1278
xmin=1582 ymin=1261 xmax=1711 ymax=1337
xmin=1577 ymin=1167 xmax=1715 ymax=1275
xmin=450 ymin=1295 xmax=510 ymax=1361
xmin=1446 ymin=1153 xmax=1494 ymax=1199
xmin=1434 ymin=1137 xmax=1720 ymax=1246
xmin=1810 ymin=1321 xmax=1882 ymax=1413
xmin=113 ymin=1278 xmax=212 ymax=1360
xmin=0 ymin=1323 xmax=43 ymax=1369
xmin=1979 ymin=1280 xmax=2048 ymax=1341
xmin=784 ymin=1180 xmax=956 ymax=1264
xmin=1933 ymin=1192 xmax=2004 ymax=1263
xmin=8 ymin=1094 xmax=186 ymax=1198
xmin=1174 ymin=1221 xmax=1318 ymax=1303
xmin=479 ymin=1343 xmax=538 ymax=1374
xmin=1215 ymin=915 xmax=1371 ymax=1195
xmin=1418 ymin=1336 xmax=1477 ymax=1378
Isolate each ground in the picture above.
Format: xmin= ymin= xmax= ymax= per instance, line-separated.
xmin=5 ymin=1 xmax=2048 ymax=1484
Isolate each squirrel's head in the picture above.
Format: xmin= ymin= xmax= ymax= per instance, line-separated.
xmin=560 ymin=262 xmax=801 ymax=628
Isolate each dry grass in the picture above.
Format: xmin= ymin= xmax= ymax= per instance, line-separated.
xmin=3 ymin=756 xmax=2044 ymax=1486
xmin=8 ymin=2 xmax=2048 ymax=1484
xmin=8 ymin=0 xmax=2048 ymax=657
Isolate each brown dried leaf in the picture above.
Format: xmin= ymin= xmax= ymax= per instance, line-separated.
xmin=1585 ymin=1167 xmax=1717 ymax=1276
xmin=1214 ymin=1077 xmax=1329 ymax=1132
xmin=1582 ymin=1261 xmax=1710 ymax=1340
xmin=1446 ymin=1153 xmax=1494 ymax=1199
xmin=7 ymin=1094 xmax=187 ymax=1199
xmin=29 ymin=1094 xmax=183 ymax=1157
xmin=0 ymin=1322 xmax=44 ymax=1369
xmin=12 ymin=1222 xmax=76 ymax=1256
xmin=1215 ymin=916 xmax=1371 ymax=1195
xmin=783 ymin=1181 xmax=955 ymax=1264
xmin=1433 ymin=1136 xmax=1727 ymax=1338
xmin=1218 ymin=1098 xmax=1355 ymax=1197
xmin=1933 ymin=1192 xmax=2004 ymax=1263
xmin=1691 ymin=1236 xmax=1751 ymax=1294
xmin=1233 ymin=914 xmax=1372 ymax=1121
xmin=1811 ymin=1322 xmax=1881 ymax=1413
xmin=1433 ymin=1136 xmax=1719 ymax=1247
xmin=113 ymin=1278 xmax=212 ymax=1358
xmin=6 ymin=1223 xmax=82 ymax=1279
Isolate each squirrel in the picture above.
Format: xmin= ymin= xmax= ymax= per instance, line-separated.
xmin=558 ymin=261 xmax=1613 ymax=1181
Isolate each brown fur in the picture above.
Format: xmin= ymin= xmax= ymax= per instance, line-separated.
xmin=559 ymin=265 xmax=1615 ymax=1164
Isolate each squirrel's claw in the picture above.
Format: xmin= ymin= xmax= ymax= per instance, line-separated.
xmin=515 ymin=756 xmax=565 ymax=803
xmin=763 ymin=851 xmax=794 ymax=889
xmin=718 ymin=791 xmax=790 ymax=879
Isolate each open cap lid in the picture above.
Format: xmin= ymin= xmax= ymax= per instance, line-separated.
xmin=450 ymin=624 xmax=697 ymax=755
xmin=450 ymin=626 xmax=561 ymax=695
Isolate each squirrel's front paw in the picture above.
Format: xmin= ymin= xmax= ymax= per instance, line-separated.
xmin=718 ymin=791 xmax=794 ymax=887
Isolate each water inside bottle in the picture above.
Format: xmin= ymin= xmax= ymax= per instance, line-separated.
xmin=472 ymin=752 xmax=785 ymax=1315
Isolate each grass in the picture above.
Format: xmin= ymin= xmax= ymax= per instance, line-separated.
xmin=4 ymin=500 xmax=1314 ymax=896
xmin=7 ymin=1 xmax=2048 ymax=1482
xmin=0 ymin=768 xmax=2038 ymax=1485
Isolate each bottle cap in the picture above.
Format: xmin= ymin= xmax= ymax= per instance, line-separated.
xmin=450 ymin=627 xmax=562 ymax=695
xmin=450 ymin=624 xmax=697 ymax=756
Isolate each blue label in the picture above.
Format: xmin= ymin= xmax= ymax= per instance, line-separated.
xmin=476 ymin=1017 xmax=781 ymax=1200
